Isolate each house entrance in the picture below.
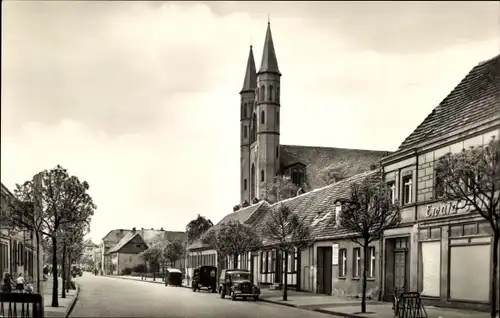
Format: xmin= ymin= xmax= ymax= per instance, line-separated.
xmin=384 ymin=237 xmax=410 ymax=302
xmin=317 ymin=247 xmax=332 ymax=295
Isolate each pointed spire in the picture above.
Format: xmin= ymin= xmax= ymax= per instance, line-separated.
xmin=258 ymin=22 xmax=280 ymax=75
xmin=241 ymin=45 xmax=257 ymax=92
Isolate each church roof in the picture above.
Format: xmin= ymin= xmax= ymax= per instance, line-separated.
xmin=241 ymin=46 xmax=257 ymax=92
xmin=258 ymin=23 xmax=280 ymax=75
xmin=279 ymin=145 xmax=389 ymax=190
xmin=397 ymin=54 xmax=500 ymax=151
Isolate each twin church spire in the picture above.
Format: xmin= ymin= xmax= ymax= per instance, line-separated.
xmin=241 ymin=22 xmax=280 ymax=92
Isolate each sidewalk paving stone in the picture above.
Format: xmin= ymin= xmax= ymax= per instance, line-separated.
xmin=42 ymin=276 xmax=80 ymax=318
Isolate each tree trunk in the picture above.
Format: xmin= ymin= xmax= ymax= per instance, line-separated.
xmin=51 ymin=236 xmax=58 ymax=307
xmin=283 ymin=250 xmax=288 ymax=301
xmin=491 ymin=231 xmax=499 ymax=318
xmin=61 ymin=242 xmax=66 ymax=298
xmin=361 ymin=241 xmax=369 ymax=313
xmin=35 ymin=231 xmax=41 ymax=294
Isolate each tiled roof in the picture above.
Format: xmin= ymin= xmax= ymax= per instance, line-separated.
xmin=398 ymin=54 xmax=500 ymax=151
xmin=103 ymin=229 xmax=186 ymax=251
xmin=279 ymin=145 xmax=389 ymax=190
xmin=107 ymin=233 xmax=144 ymax=254
xmin=241 ymin=46 xmax=257 ymax=92
xmin=163 ymin=231 xmax=187 ymax=243
xmin=102 ymin=229 xmax=131 ymax=249
xmin=258 ymin=23 xmax=280 ymax=75
xmin=188 ymin=201 xmax=269 ymax=251
xmin=252 ymin=170 xmax=380 ymax=245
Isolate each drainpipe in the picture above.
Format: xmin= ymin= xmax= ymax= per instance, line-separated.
xmin=379 ymin=164 xmax=385 ymax=301
xmin=413 ymin=147 xmax=419 ymax=293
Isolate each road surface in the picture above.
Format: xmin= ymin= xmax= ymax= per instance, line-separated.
xmin=70 ymin=273 xmax=334 ymax=318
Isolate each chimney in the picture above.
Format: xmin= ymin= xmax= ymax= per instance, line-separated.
xmin=132 ymin=227 xmax=136 ymax=234
xmin=160 ymin=227 xmax=164 ymax=231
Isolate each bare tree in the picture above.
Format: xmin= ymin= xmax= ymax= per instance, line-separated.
xmin=337 ymin=173 xmax=401 ymax=313
xmin=435 ymin=138 xmax=499 ymax=318
xmin=261 ymin=203 xmax=313 ymax=301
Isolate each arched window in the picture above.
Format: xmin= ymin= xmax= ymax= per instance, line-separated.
xmin=252 ymin=113 xmax=257 ymax=141
xmin=260 ymin=169 xmax=265 ymax=182
xmin=277 ymin=86 xmax=280 ymax=104
xmin=244 ymin=103 xmax=248 ymax=118
xmin=261 ymin=110 xmax=265 ymax=124
xmin=244 ymin=125 xmax=248 ymax=138
xmin=260 ymin=85 xmax=265 ymax=101
xmin=244 ymin=179 xmax=247 ymax=190
xmin=269 ymin=85 xmax=274 ymax=102
xmin=251 ymin=164 xmax=256 ymax=199
xmin=276 ymin=146 xmax=279 ymax=158
xmin=277 ymin=111 xmax=279 ymax=125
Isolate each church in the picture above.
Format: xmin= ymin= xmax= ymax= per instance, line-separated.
xmin=239 ymin=22 xmax=389 ymax=204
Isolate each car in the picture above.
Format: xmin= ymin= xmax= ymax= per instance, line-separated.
xmin=218 ymin=269 xmax=260 ymax=301
xmin=192 ymin=265 xmax=217 ymax=293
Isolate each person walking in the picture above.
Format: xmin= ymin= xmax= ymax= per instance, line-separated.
xmin=15 ymin=272 xmax=25 ymax=292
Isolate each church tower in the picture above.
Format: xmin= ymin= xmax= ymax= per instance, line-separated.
xmin=253 ymin=22 xmax=281 ymax=200
xmin=240 ymin=46 xmax=257 ymax=204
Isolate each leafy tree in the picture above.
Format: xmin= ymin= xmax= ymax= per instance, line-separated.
xmin=261 ymin=203 xmax=312 ymax=301
xmin=138 ymin=243 xmax=163 ymax=281
xmin=162 ymin=240 xmax=185 ymax=268
xmin=59 ymin=220 xmax=88 ymax=297
xmin=185 ymin=214 xmax=213 ymax=243
xmin=263 ymin=175 xmax=301 ymax=204
xmin=203 ymin=221 xmax=262 ymax=270
xmin=337 ymin=173 xmax=400 ymax=313
xmin=435 ymin=138 xmax=499 ymax=318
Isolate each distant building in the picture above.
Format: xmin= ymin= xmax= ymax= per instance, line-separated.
xmin=0 ymin=183 xmax=43 ymax=287
xmin=82 ymin=239 xmax=99 ymax=270
xmin=101 ymin=227 xmax=186 ymax=275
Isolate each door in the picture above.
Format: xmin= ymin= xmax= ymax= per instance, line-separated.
xmin=323 ymin=247 xmax=332 ymax=295
xmin=317 ymin=247 xmax=324 ymax=293
xmin=394 ymin=251 xmax=406 ymax=291
xmin=252 ymin=256 xmax=259 ymax=285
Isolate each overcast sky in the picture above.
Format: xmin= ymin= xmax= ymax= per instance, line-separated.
xmin=1 ymin=1 xmax=499 ymax=243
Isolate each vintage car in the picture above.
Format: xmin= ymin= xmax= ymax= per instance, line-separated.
xmin=218 ymin=269 xmax=260 ymax=301
xmin=192 ymin=265 xmax=217 ymax=293
xmin=164 ymin=268 xmax=183 ymax=287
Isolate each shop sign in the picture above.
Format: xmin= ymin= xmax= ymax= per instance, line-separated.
xmin=424 ymin=201 xmax=471 ymax=218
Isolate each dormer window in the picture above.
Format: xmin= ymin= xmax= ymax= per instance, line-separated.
xmin=335 ymin=204 xmax=342 ymax=226
xmin=291 ymin=169 xmax=304 ymax=186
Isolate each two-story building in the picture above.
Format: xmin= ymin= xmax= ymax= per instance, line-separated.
xmin=379 ymin=54 xmax=499 ymax=311
xmin=0 ymin=183 xmax=43 ymax=289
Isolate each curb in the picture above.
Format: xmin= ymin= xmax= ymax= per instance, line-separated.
xmin=259 ymin=298 xmax=363 ymax=318
xmin=64 ymin=283 xmax=80 ymax=318
xmin=107 ymin=275 xmax=191 ymax=289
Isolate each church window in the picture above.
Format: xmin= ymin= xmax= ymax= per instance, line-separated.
xmin=260 ymin=85 xmax=266 ymax=101
xmin=251 ymin=164 xmax=256 ymax=199
xmin=277 ymin=111 xmax=279 ymax=125
xmin=277 ymin=86 xmax=280 ymax=104
xmin=252 ymin=113 xmax=257 ymax=141
xmin=276 ymin=146 xmax=279 ymax=158
xmin=244 ymin=103 xmax=248 ymax=118
xmin=244 ymin=179 xmax=247 ymax=190
xmin=260 ymin=170 xmax=265 ymax=182
xmin=269 ymin=85 xmax=274 ymax=102
xmin=244 ymin=125 xmax=248 ymax=138
xmin=261 ymin=111 xmax=265 ymax=124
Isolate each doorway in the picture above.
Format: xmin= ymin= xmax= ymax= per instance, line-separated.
xmin=384 ymin=237 xmax=410 ymax=302
xmin=317 ymin=247 xmax=332 ymax=295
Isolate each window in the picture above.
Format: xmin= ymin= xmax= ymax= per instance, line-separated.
xmin=244 ymin=179 xmax=247 ymax=190
xmin=271 ymin=250 xmax=276 ymax=273
xmin=260 ymin=85 xmax=266 ymax=101
xmin=402 ymin=176 xmax=412 ymax=205
xmin=261 ymin=170 xmax=265 ymax=182
xmin=244 ymin=126 xmax=248 ymax=138
xmin=335 ymin=205 xmax=342 ymax=226
xmin=277 ymin=86 xmax=280 ymax=103
xmin=243 ymin=103 xmax=247 ymax=118
xmin=269 ymin=85 xmax=274 ymax=102
xmin=276 ymin=111 xmax=280 ymax=125
xmin=338 ymin=249 xmax=347 ymax=277
xmin=291 ymin=169 xmax=304 ymax=186
xmin=261 ymin=110 xmax=265 ymax=124
xmin=353 ymin=248 xmax=361 ymax=277
xmin=276 ymin=146 xmax=279 ymax=158
xmin=387 ymin=181 xmax=395 ymax=204
xmin=368 ymin=247 xmax=376 ymax=278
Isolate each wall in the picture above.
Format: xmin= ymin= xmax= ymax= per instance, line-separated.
xmin=186 ymin=249 xmax=217 ymax=286
xmin=119 ymin=236 xmax=147 ymax=254
xmin=117 ymin=253 xmax=142 ymax=275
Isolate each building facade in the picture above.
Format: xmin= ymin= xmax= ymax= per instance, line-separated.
xmin=380 ymin=54 xmax=500 ymax=311
xmin=0 ymin=183 xmax=43 ymax=289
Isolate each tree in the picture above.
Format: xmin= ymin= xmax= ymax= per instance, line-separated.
xmin=59 ymin=220 xmax=88 ymax=297
xmin=162 ymin=240 xmax=185 ymax=268
xmin=138 ymin=244 xmax=163 ymax=281
xmin=203 ymin=221 xmax=262 ymax=270
xmin=261 ymin=203 xmax=312 ymax=301
xmin=185 ymin=214 xmax=213 ymax=243
xmin=435 ymin=138 xmax=499 ymax=318
xmin=337 ymin=173 xmax=401 ymax=313
xmin=263 ymin=175 xmax=301 ymax=204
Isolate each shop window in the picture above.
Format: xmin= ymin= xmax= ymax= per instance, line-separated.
xmin=402 ymin=176 xmax=413 ymax=205
xmin=368 ymin=247 xmax=376 ymax=278
xmin=430 ymin=227 xmax=441 ymax=239
xmin=450 ymin=225 xmax=463 ymax=237
xmin=463 ymin=223 xmax=478 ymax=236
xmin=419 ymin=228 xmax=429 ymax=240
xmin=338 ymin=248 xmax=347 ymax=277
xmin=353 ymin=248 xmax=361 ymax=278
xmin=478 ymin=222 xmax=493 ymax=235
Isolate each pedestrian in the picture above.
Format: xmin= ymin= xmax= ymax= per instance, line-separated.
xmin=1 ymin=273 xmax=14 ymax=293
xmin=16 ymin=272 xmax=25 ymax=292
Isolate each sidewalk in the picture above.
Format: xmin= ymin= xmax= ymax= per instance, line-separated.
xmin=259 ymin=290 xmax=490 ymax=318
xmin=42 ymin=276 xmax=80 ymax=317
xmin=112 ymin=275 xmax=190 ymax=288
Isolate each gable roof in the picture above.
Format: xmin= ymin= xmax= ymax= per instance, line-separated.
xmin=252 ymin=170 xmax=380 ymax=245
xmin=107 ymin=233 xmax=146 ymax=254
xmin=101 ymin=229 xmax=131 ymax=249
xmin=398 ymin=54 xmax=500 ymax=151
xmin=280 ymin=145 xmax=388 ymax=190
xmin=188 ymin=201 xmax=269 ymax=251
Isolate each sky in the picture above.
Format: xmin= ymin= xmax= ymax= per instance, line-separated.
xmin=1 ymin=1 xmax=499 ymax=243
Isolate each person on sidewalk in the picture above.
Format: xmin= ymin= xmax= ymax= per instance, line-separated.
xmin=1 ymin=273 xmax=14 ymax=293
xmin=16 ymin=272 xmax=25 ymax=292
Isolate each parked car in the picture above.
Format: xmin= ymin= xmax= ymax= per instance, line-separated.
xmin=218 ymin=269 xmax=260 ymax=301
xmin=192 ymin=265 xmax=217 ymax=293
xmin=165 ymin=268 xmax=183 ymax=287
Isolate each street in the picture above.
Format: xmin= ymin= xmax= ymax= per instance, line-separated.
xmin=70 ymin=273 xmax=334 ymax=318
